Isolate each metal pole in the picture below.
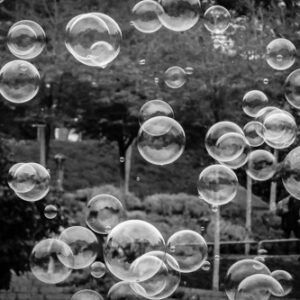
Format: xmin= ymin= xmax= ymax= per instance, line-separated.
xmin=212 ymin=205 xmax=220 ymax=291
xmin=245 ymin=174 xmax=252 ymax=255
xmin=269 ymin=149 xmax=279 ymax=211
xmin=54 ymin=154 xmax=66 ymax=192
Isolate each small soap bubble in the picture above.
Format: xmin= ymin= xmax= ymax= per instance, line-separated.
xmin=204 ymin=5 xmax=231 ymax=34
xmin=185 ymin=67 xmax=194 ymax=75
xmin=7 ymin=20 xmax=46 ymax=60
xmin=44 ymin=204 xmax=58 ymax=219
xmin=242 ymin=90 xmax=268 ymax=118
xmin=271 ymin=270 xmax=293 ymax=296
xmin=131 ymin=0 xmax=164 ymax=34
xmin=263 ymin=78 xmax=269 ymax=85
xmin=266 ymin=38 xmax=296 ymax=71
xmin=120 ymin=157 xmax=125 ymax=163
xmin=139 ymin=59 xmax=146 ymax=65
xmin=0 ymin=60 xmax=40 ymax=104
xmin=164 ymin=66 xmax=186 ymax=89
xmin=158 ymin=0 xmax=201 ymax=32
xmin=201 ymin=261 xmax=211 ymax=271
xmin=254 ymin=256 xmax=265 ymax=263
xmin=71 ymin=289 xmax=104 ymax=300
xmin=90 ymin=261 xmax=106 ymax=279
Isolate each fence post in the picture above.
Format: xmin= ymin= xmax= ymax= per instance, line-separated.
xmin=212 ymin=206 xmax=220 ymax=291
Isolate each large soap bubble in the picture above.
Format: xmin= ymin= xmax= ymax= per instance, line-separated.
xmin=164 ymin=66 xmax=186 ymax=89
xmin=197 ymin=164 xmax=238 ymax=206
xmin=243 ymin=121 xmax=264 ymax=147
xmin=284 ymin=68 xmax=300 ymax=109
xmin=7 ymin=20 xmax=46 ymax=60
xmin=158 ymin=0 xmax=201 ymax=32
xmin=205 ymin=121 xmax=245 ymax=162
xmin=271 ymin=270 xmax=293 ymax=296
xmin=235 ymin=274 xmax=284 ymax=300
xmin=30 ymin=238 xmax=74 ymax=284
xmin=203 ymin=5 xmax=231 ymax=34
xmin=282 ymin=146 xmax=300 ymax=199
xmin=166 ymin=230 xmax=207 ymax=273
xmin=263 ymin=110 xmax=296 ymax=149
xmin=65 ymin=13 xmax=122 ymax=68
xmin=224 ymin=259 xmax=271 ymax=300
xmin=71 ymin=289 xmax=104 ymax=300
xmin=242 ymin=90 xmax=268 ymax=118
xmin=137 ymin=116 xmax=185 ymax=165
xmin=139 ymin=100 xmax=174 ymax=125
xmin=0 ymin=60 xmax=40 ymax=103
xmin=59 ymin=226 xmax=99 ymax=269
xmin=131 ymin=251 xmax=181 ymax=300
xmin=266 ymin=38 xmax=296 ymax=71
xmin=86 ymin=194 xmax=124 ymax=234
xmin=10 ymin=162 xmax=50 ymax=202
xmin=131 ymin=0 xmax=164 ymax=33
xmin=246 ymin=150 xmax=276 ymax=181
xmin=104 ymin=220 xmax=165 ymax=282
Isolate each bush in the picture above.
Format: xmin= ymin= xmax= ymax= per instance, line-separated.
xmin=143 ymin=193 xmax=211 ymax=218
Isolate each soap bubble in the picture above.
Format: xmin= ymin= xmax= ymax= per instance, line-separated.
xmin=103 ymin=220 xmax=165 ymax=282
xmin=164 ymin=66 xmax=186 ymax=89
xmin=13 ymin=163 xmax=50 ymax=202
xmin=263 ymin=110 xmax=296 ymax=149
xmin=65 ymin=13 xmax=122 ymax=68
xmin=271 ymin=270 xmax=293 ymax=296
xmin=282 ymin=146 xmax=300 ymax=199
xmin=131 ymin=0 xmax=164 ymax=33
xmin=246 ymin=150 xmax=276 ymax=181
xmin=166 ymin=230 xmax=207 ymax=273
xmin=137 ymin=116 xmax=185 ymax=165
xmin=30 ymin=238 xmax=74 ymax=284
xmin=158 ymin=0 xmax=201 ymax=32
xmin=256 ymin=106 xmax=281 ymax=125
xmin=71 ymin=289 xmax=104 ymax=300
xmin=7 ymin=20 xmax=46 ymax=60
xmin=197 ymin=164 xmax=238 ymax=206
xmin=220 ymin=140 xmax=250 ymax=170
xmin=204 ymin=5 xmax=231 ymax=34
xmin=44 ymin=204 xmax=58 ymax=219
xmin=205 ymin=121 xmax=245 ymax=162
xmin=108 ymin=282 xmax=142 ymax=300
xmin=131 ymin=251 xmax=181 ymax=300
xmin=284 ymin=68 xmax=300 ymax=109
xmin=224 ymin=259 xmax=271 ymax=300
xmin=90 ymin=261 xmax=106 ymax=278
xmin=242 ymin=90 xmax=268 ymax=118
xmin=8 ymin=163 xmax=36 ymax=193
xmin=235 ymin=274 xmax=284 ymax=300
xmin=243 ymin=121 xmax=264 ymax=147
xmin=139 ymin=100 xmax=174 ymax=125
xmin=266 ymin=38 xmax=296 ymax=71
xmin=201 ymin=261 xmax=211 ymax=271
xmin=86 ymin=194 xmax=124 ymax=234
xmin=59 ymin=226 xmax=99 ymax=269
xmin=0 ymin=60 xmax=40 ymax=103
xmin=130 ymin=255 xmax=168 ymax=297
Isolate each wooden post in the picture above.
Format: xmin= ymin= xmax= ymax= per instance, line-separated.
xmin=269 ymin=149 xmax=279 ymax=212
xmin=245 ymin=174 xmax=252 ymax=255
xmin=212 ymin=205 xmax=220 ymax=291
xmin=54 ymin=154 xmax=66 ymax=192
xmin=34 ymin=124 xmax=46 ymax=167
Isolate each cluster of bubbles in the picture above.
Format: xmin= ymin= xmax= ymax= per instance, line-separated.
xmin=0 ymin=12 xmax=122 ymax=104
xmin=225 ymin=259 xmax=293 ymax=300
xmin=137 ymin=99 xmax=186 ymax=165
xmin=131 ymin=2 xmax=232 ymax=34
xmin=29 ymin=213 xmax=209 ymax=300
